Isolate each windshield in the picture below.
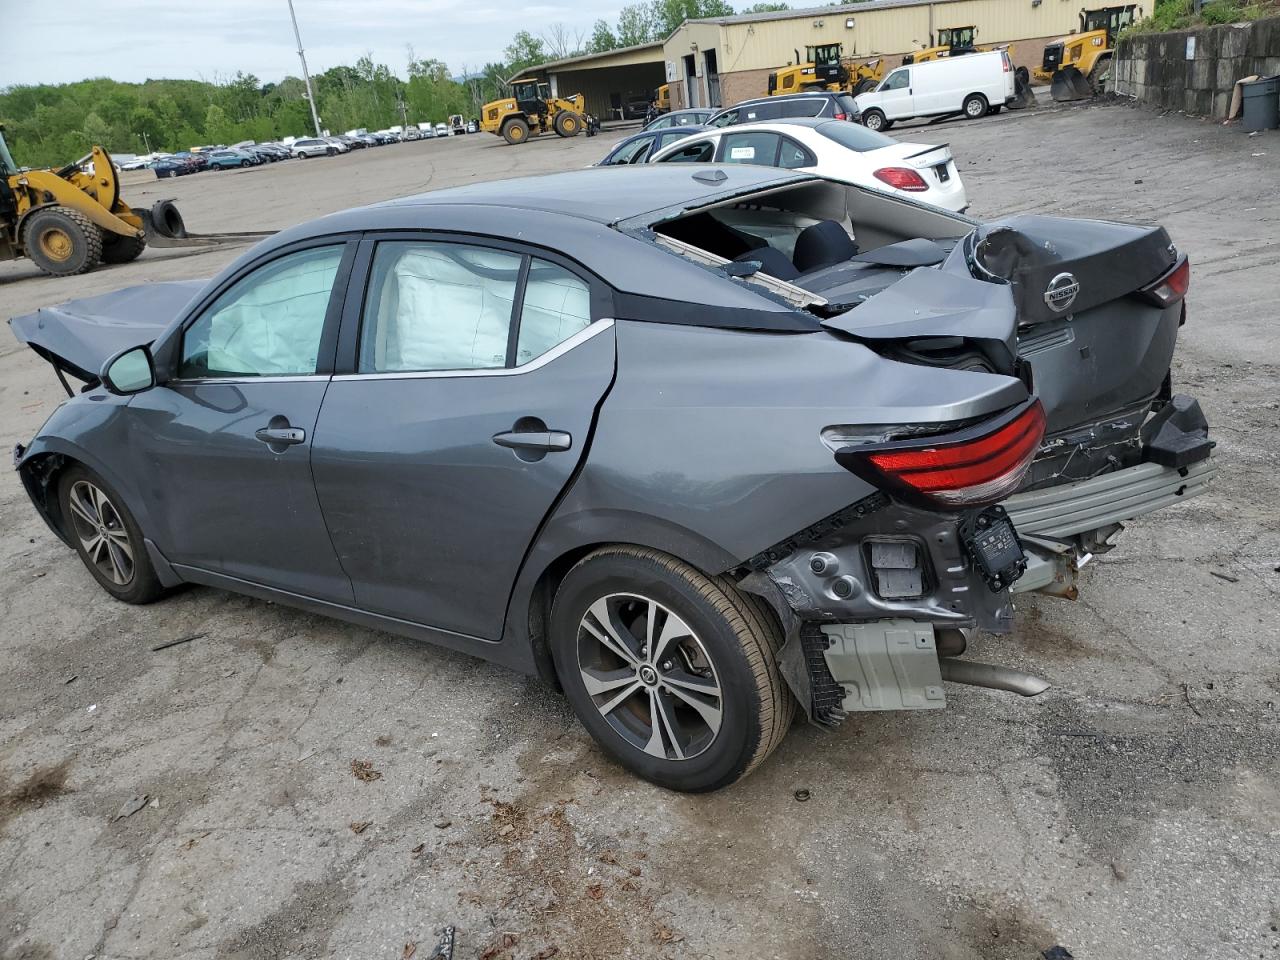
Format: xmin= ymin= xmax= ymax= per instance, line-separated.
xmin=0 ymin=130 xmax=18 ymax=175
xmin=813 ymin=120 xmax=897 ymax=152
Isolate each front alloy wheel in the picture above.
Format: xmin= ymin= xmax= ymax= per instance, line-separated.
xmin=58 ymin=465 xmax=165 ymax=604
xmin=577 ymin=593 xmax=723 ymax=761
xmin=67 ymin=479 xmax=134 ymax=586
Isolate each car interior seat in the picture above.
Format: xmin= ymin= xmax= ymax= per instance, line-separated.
xmin=732 ymin=247 xmax=800 ymax=281
xmin=792 ymin=219 xmax=859 ymax=274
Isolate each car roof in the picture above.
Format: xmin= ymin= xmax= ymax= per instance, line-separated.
xmin=366 ymin=165 xmax=812 ymax=225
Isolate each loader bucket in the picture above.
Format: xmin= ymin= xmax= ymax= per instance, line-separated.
xmin=1008 ymin=76 xmax=1037 ymax=110
xmin=1050 ymin=66 xmax=1094 ymax=102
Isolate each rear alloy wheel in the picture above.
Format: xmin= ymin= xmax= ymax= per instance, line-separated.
xmin=503 ymin=117 xmax=530 ymax=145
xmin=862 ymin=109 xmax=888 ymax=131
xmin=23 ymin=206 xmax=103 ymax=276
xmin=963 ymin=93 xmax=989 ymax=119
xmin=58 ymin=466 xmax=165 ymax=604
xmin=551 ymin=546 xmax=793 ymax=792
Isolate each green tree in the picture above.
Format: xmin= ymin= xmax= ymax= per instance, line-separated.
xmin=616 ymin=1 xmax=662 ymax=45
xmin=503 ymin=31 xmax=549 ymax=75
xmin=743 ymin=1 xmax=788 ymax=10
xmin=586 ymin=19 xmax=620 ymax=52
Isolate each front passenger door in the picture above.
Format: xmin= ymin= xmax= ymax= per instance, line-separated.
xmin=877 ymin=68 xmax=915 ymax=118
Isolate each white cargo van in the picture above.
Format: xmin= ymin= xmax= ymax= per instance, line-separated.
xmin=854 ymin=50 xmax=1015 ymax=131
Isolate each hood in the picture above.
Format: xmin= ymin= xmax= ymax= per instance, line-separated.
xmin=8 ymin=280 xmax=203 ymax=383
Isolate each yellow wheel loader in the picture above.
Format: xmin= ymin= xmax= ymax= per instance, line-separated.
xmin=480 ymin=80 xmax=587 ymax=145
xmin=767 ymin=44 xmax=884 ymax=97
xmin=0 ymin=125 xmax=193 ymax=277
xmin=655 ymin=83 xmax=671 ymax=112
xmin=902 ymin=27 xmax=979 ymax=65
xmin=1034 ymin=5 xmax=1138 ymax=102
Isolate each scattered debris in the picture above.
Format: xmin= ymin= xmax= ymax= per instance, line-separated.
xmin=112 ymin=794 xmax=149 ymax=822
xmin=1182 ymin=682 xmax=1203 ymax=717
xmin=411 ymin=842 xmax=426 ymax=857
xmin=148 ymin=797 xmax=160 ymax=809
xmin=63 ymin=675 xmax=77 ymax=685
xmin=350 ymin=759 xmax=382 ymax=782
xmin=652 ymin=922 xmax=682 ymax=943
xmin=433 ymin=817 xmax=451 ymax=829
xmin=1110 ymin=860 xmax=1129 ymax=881
xmin=374 ymin=734 xmax=393 ymax=747
xmin=179 ymin=831 xmax=210 ymax=850
xmin=480 ymin=932 xmax=519 ymax=959
xmin=86 ymin=704 xmax=97 ymax=713
xmin=349 ymin=820 xmax=372 ymax=834
xmin=1209 ymin=570 xmax=1239 ymax=583
xmin=585 ymin=883 xmax=605 ymax=901
xmin=425 ymin=925 xmax=455 ymax=960
xmin=402 ymin=941 xmax=417 ymax=959
xmin=1133 ymin=178 xmax=1143 ymax=184
xmin=793 ymin=788 xmax=811 ymax=802
xmin=151 ymin=632 xmax=207 ymax=652
xmin=598 ymin=850 xmax=619 ymax=865
xmin=296 ymin=748 xmax=317 ymax=763
xmin=1042 ymin=947 xmax=1074 ymax=960
xmin=497 ymin=823 xmax=515 ymax=837
xmin=629 ymin=866 xmax=642 ymax=877
xmin=529 ymin=948 xmax=559 ymax=960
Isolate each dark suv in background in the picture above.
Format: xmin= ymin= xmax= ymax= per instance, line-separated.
xmin=708 ymin=92 xmax=861 ymax=127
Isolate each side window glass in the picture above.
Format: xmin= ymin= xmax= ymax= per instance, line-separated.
xmin=883 ymin=70 xmax=909 ymax=91
xmin=649 ymin=116 xmax=671 ymax=129
xmin=658 ymin=140 xmax=715 ymax=163
xmin=359 ymin=241 xmax=521 ymax=373
xmin=778 ymin=137 xmax=813 ymax=169
xmin=608 ymin=136 xmax=653 ymax=165
xmin=516 ymin=260 xmax=592 ymax=364
xmin=180 ymin=245 xmax=342 ymax=378
xmin=721 ymin=132 xmax=781 ymax=165
xmin=710 ymin=109 xmax=737 ymax=128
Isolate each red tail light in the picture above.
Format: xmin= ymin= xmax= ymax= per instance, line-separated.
xmin=836 ymin=400 xmax=1047 ymax=507
xmin=833 ymin=111 xmax=848 ymax=120
xmin=1002 ymin=52 xmax=1012 ymax=72
xmin=873 ymin=167 xmax=929 ymax=191
xmin=1137 ymin=255 xmax=1189 ymax=307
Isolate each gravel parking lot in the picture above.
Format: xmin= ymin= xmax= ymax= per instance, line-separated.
xmin=1 ymin=104 xmax=1278 ymax=960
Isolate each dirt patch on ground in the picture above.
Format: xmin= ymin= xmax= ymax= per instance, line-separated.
xmin=0 ymin=760 xmax=71 ymax=835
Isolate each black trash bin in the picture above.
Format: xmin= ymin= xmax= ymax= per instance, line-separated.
xmin=1242 ymin=76 xmax=1279 ymax=132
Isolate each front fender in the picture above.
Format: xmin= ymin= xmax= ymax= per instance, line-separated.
xmin=16 ymin=395 xmax=155 ymax=547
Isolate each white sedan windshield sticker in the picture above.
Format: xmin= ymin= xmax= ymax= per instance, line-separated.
xmin=729 ymin=146 xmax=756 ymax=160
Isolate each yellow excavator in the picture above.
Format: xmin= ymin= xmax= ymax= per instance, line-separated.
xmin=480 ymin=79 xmax=587 ymax=145
xmin=1034 ymin=5 xmax=1138 ymax=101
xmin=768 ymin=44 xmax=885 ymax=97
xmin=0 ymin=125 xmax=189 ymax=277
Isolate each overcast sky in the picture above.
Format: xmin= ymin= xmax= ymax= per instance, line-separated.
xmin=1 ymin=0 xmax=626 ymax=87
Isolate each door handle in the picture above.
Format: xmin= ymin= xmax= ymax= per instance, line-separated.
xmin=255 ymin=426 xmax=306 ymax=445
xmin=492 ymin=430 xmax=572 ymax=452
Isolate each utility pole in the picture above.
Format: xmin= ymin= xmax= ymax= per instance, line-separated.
xmin=286 ymin=0 xmax=323 ymax=137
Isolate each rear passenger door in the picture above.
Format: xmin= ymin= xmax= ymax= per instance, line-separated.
xmin=310 ymin=237 xmax=616 ymax=640
xmin=717 ymin=131 xmax=781 ymax=166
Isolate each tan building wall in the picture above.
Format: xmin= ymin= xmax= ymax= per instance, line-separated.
xmin=664 ymin=0 xmax=1087 ymax=89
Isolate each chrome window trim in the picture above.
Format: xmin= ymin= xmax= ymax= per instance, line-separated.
xmin=166 ymin=374 xmax=333 ymax=386
xmin=330 ymin=318 xmax=613 ymax=382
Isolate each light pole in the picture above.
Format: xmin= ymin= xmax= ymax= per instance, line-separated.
xmin=286 ymin=0 xmax=323 ymax=137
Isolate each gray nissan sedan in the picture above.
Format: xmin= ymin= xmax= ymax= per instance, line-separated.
xmin=11 ymin=165 xmax=1212 ymax=791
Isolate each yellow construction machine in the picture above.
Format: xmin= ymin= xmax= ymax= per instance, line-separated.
xmin=767 ymin=44 xmax=885 ymax=97
xmin=655 ymin=83 xmax=671 ymax=112
xmin=1034 ymin=5 xmax=1138 ymax=101
xmin=0 ymin=125 xmax=189 ymax=277
xmin=902 ymin=26 xmax=980 ymax=65
xmin=480 ymin=79 xmax=587 ymax=145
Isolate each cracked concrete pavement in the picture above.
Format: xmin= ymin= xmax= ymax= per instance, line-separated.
xmin=1 ymin=101 xmax=1278 ymax=960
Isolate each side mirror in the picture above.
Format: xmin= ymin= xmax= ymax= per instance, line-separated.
xmin=101 ymin=345 xmax=156 ymax=395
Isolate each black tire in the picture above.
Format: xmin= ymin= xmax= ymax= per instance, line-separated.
xmin=854 ymin=77 xmax=878 ymax=95
xmin=862 ymin=108 xmax=888 ymax=131
xmin=1015 ymin=65 xmax=1030 ymax=87
xmin=550 ymin=546 xmax=793 ymax=792
xmin=963 ymin=93 xmax=989 ymax=119
xmin=502 ymin=117 xmax=530 ymax=145
xmin=297 ymin=152 xmax=307 ymax=159
xmin=987 ymin=104 xmax=1003 ymax=115
xmin=239 ymin=160 xmax=250 ymax=167
xmin=326 ymin=148 xmax=336 ymax=157
xmin=149 ymin=200 xmax=186 ymax=240
xmin=58 ymin=465 xmax=165 ymax=605
xmin=554 ymin=111 xmax=584 ymax=137
xmin=1088 ymin=55 xmax=1111 ymax=92
xmin=23 ymin=206 xmax=103 ymax=276
xmin=100 ymin=231 xmax=146 ymax=264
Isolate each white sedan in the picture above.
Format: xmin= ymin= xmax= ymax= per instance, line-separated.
xmin=648 ymin=117 xmax=967 ymax=212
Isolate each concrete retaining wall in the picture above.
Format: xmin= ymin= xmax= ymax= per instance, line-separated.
xmin=1113 ymin=17 xmax=1280 ymax=119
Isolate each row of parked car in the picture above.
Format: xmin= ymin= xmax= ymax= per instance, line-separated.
xmin=594 ymin=89 xmax=969 ymax=212
xmin=121 ymin=124 xmax=472 ymax=178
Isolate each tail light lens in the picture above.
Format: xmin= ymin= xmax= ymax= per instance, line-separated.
xmin=835 ymin=400 xmax=1046 ymax=507
xmin=1002 ymin=52 xmax=1012 ymax=72
xmin=1137 ymin=255 xmax=1189 ymax=307
xmin=833 ymin=111 xmax=848 ymax=120
xmin=873 ymin=167 xmax=929 ymax=191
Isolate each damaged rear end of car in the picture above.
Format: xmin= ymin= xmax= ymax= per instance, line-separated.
xmin=613 ymin=171 xmax=1213 ymax=727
